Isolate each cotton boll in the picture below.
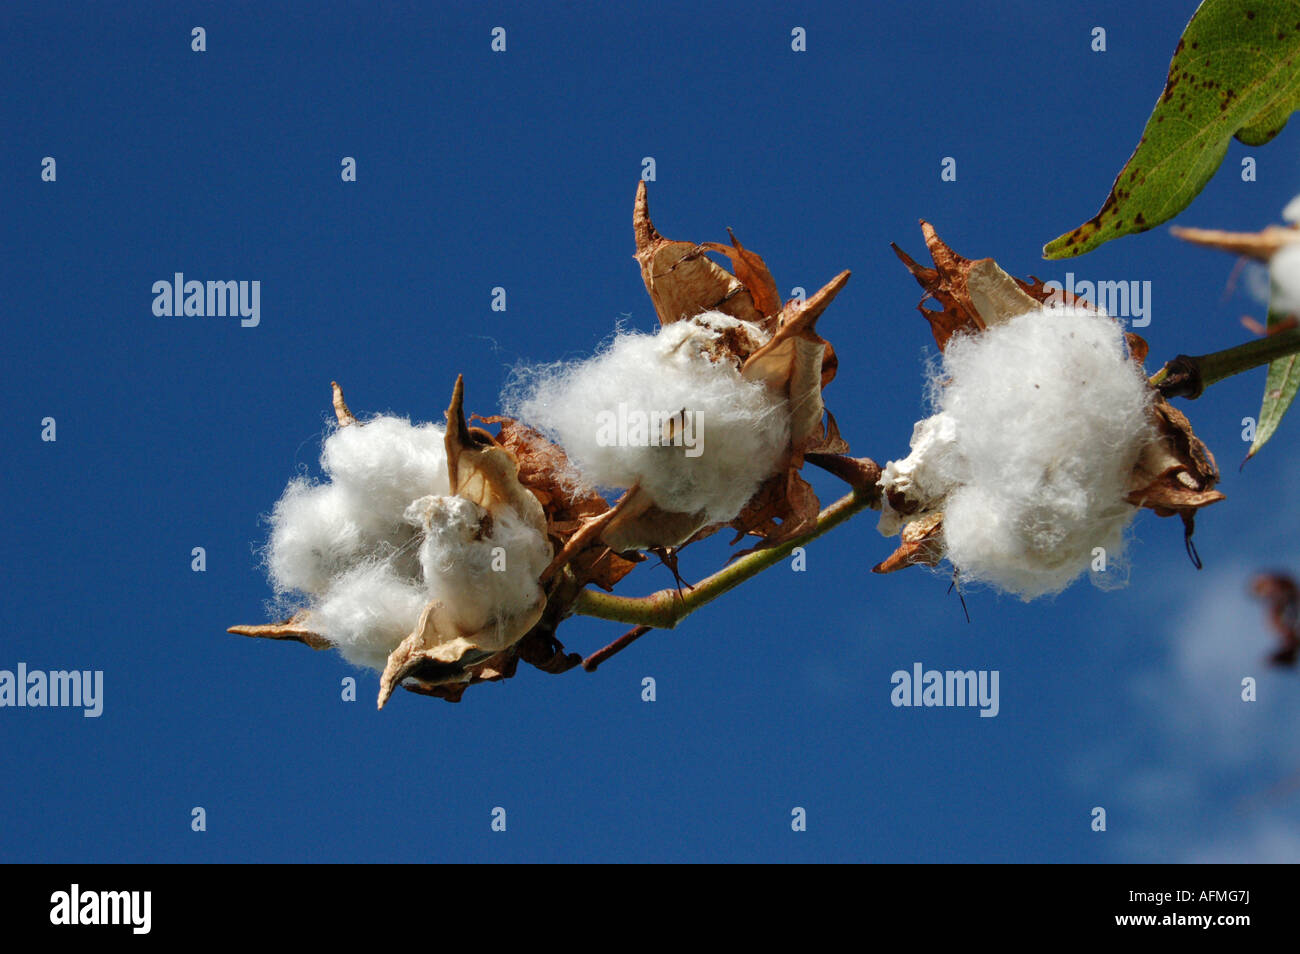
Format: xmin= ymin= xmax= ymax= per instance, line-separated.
xmin=264 ymin=415 xmax=450 ymax=669
xmin=503 ymin=313 xmax=790 ymax=528
xmin=309 ymin=560 xmax=430 ymax=672
xmin=941 ymin=306 xmax=1153 ymax=598
xmin=1269 ymin=241 xmax=1300 ymax=317
xmin=262 ymin=411 xmax=553 ymax=675
xmin=884 ymin=305 xmax=1154 ymax=600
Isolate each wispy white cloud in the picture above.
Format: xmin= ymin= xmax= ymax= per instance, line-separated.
xmin=1099 ymin=548 xmax=1300 ymax=861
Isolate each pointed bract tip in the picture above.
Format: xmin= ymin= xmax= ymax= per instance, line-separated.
xmin=331 ymin=381 xmax=356 ymax=426
xmin=445 ymin=375 xmax=469 ymax=493
xmin=634 ymin=180 xmax=660 ymax=250
xmin=799 ymin=270 xmax=851 ymax=320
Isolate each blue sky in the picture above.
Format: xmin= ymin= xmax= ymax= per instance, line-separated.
xmin=3 ymin=0 xmax=1299 ymax=862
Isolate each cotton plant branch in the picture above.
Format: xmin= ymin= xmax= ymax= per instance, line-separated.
xmin=571 ymin=322 xmax=1300 ymax=646
xmin=229 ymin=189 xmax=1278 ymax=703
xmin=572 ymin=473 xmax=881 ymax=633
xmin=1153 ymin=328 xmax=1300 ymax=398
xmin=570 ymin=323 xmax=1282 ymax=652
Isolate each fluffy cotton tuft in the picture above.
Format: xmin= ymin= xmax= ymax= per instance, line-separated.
xmin=309 ymin=561 xmax=430 ymax=672
xmin=882 ymin=305 xmax=1155 ymax=599
xmin=502 ymin=313 xmax=790 ymax=526
xmin=405 ymin=494 xmax=552 ymax=643
xmin=266 ymin=417 xmax=449 ymax=597
xmin=263 ymin=416 xmax=548 ymax=671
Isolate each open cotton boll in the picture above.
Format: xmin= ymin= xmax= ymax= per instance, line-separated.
xmin=884 ymin=305 xmax=1155 ymax=600
xmin=503 ymin=313 xmax=790 ymax=527
xmin=877 ymin=413 xmax=960 ymax=537
xmin=263 ymin=412 xmax=552 ymax=674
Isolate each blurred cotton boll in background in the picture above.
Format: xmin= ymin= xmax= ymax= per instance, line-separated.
xmin=1270 ymin=240 xmax=1300 ymax=317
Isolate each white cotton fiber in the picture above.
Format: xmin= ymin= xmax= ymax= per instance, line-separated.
xmin=406 ymin=495 xmax=551 ymax=645
xmin=502 ymin=313 xmax=790 ymax=527
xmin=263 ymin=415 xmax=549 ymax=672
xmin=1269 ymin=241 xmax=1300 ymax=318
xmin=883 ymin=305 xmax=1155 ymax=600
xmin=265 ymin=480 xmax=369 ymax=596
xmin=309 ymin=561 xmax=430 ymax=672
xmin=319 ymin=416 xmax=451 ymax=522
xmin=266 ymin=417 xmax=448 ymax=599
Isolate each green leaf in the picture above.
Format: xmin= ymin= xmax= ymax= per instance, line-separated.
xmin=1248 ymin=307 xmax=1300 ymax=459
xmin=1044 ymin=0 xmax=1300 ymax=259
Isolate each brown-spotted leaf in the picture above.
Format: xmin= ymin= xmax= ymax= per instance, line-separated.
xmin=1045 ymin=0 xmax=1300 ymax=258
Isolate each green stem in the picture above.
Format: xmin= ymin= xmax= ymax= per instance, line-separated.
xmin=1197 ymin=328 xmax=1300 ymax=388
xmin=572 ymin=487 xmax=876 ymax=628
xmin=1152 ymin=328 xmax=1300 ymax=395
